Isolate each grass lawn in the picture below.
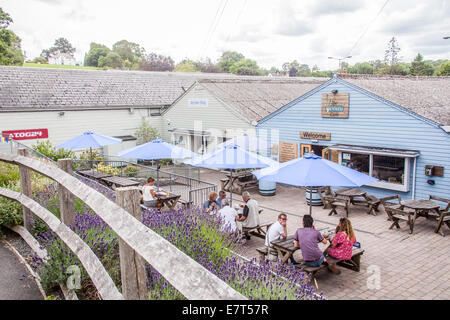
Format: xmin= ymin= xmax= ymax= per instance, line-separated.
xmin=23 ymin=63 xmax=101 ymax=70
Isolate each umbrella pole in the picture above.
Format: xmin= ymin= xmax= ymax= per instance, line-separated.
xmin=230 ymin=169 xmax=233 ymax=207
xmin=90 ymin=147 xmax=93 ymax=171
xmin=156 ymin=159 xmax=160 ymax=191
xmin=309 ymin=186 xmax=312 ymax=216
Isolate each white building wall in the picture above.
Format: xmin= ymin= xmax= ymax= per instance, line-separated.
xmin=0 ymin=108 xmax=164 ymax=157
xmin=161 ymin=83 xmax=255 ymax=153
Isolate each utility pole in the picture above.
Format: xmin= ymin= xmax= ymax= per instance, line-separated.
xmin=328 ymin=56 xmax=352 ymax=73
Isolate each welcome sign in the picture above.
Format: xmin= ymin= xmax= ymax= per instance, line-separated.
xmin=322 ymin=93 xmax=349 ymax=118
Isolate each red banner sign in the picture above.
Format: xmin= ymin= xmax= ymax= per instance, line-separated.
xmin=2 ymin=129 xmax=49 ymax=140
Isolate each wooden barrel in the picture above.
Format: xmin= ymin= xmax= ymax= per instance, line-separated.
xmin=305 ymin=187 xmax=323 ymax=206
xmin=258 ymin=180 xmax=276 ymax=196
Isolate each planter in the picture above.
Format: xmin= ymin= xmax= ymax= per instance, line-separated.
xmin=258 ymin=180 xmax=276 ymax=196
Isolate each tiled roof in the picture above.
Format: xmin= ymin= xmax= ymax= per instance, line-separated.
xmin=199 ymin=78 xmax=326 ymax=122
xmin=339 ymin=74 xmax=450 ymax=126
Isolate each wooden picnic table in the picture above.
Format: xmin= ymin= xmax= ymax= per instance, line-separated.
xmin=100 ymin=176 xmax=141 ymax=189
xmin=155 ymin=192 xmax=181 ymax=210
xmin=220 ymin=171 xmax=257 ymax=195
xmin=400 ymin=199 xmax=441 ymax=233
xmin=270 ymin=227 xmax=332 ymax=265
xmin=78 ymin=169 xmax=112 ymax=180
xmin=334 ymin=188 xmax=381 ymax=215
xmin=334 ymin=188 xmax=368 ymax=204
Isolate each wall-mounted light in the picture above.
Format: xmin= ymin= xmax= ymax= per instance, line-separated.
xmin=331 ymin=89 xmax=338 ymax=94
xmin=311 ymin=139 xmax=319 ymax=143
xmin=166 ymin=119 xmax=171 ymax=126
xmin=58 ymin=111 xmax=65 ymax=116
xmin=129 ymin=107 xmax=134 ymax=114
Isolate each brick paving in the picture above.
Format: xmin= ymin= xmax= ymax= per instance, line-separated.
xmin=199 ymin=169 xmax=450 ymax=300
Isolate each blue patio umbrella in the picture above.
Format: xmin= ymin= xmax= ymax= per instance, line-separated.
xmin=252 ymin=153 xmax=378 ymax=215
xmin=187 ymin=144 xmax=272 ymax=205
xmin=55 ymin=131 xmax=122 ymax=168
xmin=117 ymin=139 xmax=197 ymax=189
xmin=217 ymin=134 xmax=268 ymax=152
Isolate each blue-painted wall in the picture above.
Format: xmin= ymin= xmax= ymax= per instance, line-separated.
xmin=257 ymin=77 xmax=450 ymax=200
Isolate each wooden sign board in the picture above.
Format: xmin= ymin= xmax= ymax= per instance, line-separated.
xmin=322 ymin=93 xmax=349 ymax=118
xmin=300 ymin=131 xmax=331 ymax=141
xmin=279 ymin=142 xmax=298 ymax=162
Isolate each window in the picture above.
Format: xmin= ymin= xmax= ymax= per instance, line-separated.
xmin=339 ymin=151 xmax=412 ymax=192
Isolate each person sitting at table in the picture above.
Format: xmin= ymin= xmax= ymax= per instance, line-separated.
xmin=325 ymin=217 xmax=356 ymax=275
xmin=202 ymin=191 xmax=220 ymax=214
xmin=264 ymin=213 xmax=288 ymax=261
xmin=293 ymin=215 xmax=329 ymax=267
xmin=141 ymin=177 xmax=162 ymax=209
xmin=217 ymin=199 xmax=238 ymax=232
xmin=236 ymin=191 xmax=260 ymax=238
xmin=216 ymin=190 xmax=227 ymax=209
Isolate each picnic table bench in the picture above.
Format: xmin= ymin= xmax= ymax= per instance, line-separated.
xmin=242 ymin=220 xmax=272 ymax=240
xmin=220 ymin=171 xmax=258 ymax=195
xmin=78 ymin=169 xmax=112 ymax=180
xmin=100 ymin=176 xmax=141 ymax=189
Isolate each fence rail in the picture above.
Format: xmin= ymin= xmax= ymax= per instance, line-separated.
xmin=0 ymin=151 xmax=245 ymax=300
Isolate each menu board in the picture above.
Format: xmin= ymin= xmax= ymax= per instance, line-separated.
xmin=279 ymin=142 xmax=298 ymax=162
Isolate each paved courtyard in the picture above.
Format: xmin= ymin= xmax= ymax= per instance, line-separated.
xmin=199 ymin=169 xmax=450 ymax=300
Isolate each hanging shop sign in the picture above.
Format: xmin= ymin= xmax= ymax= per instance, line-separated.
xmin=322 ymin=93 xmax=349 ymax=118
xmin=300 ymin=131 xmax=331 ymax=141
xmin=188 ymin=99 xmax=208 ymax=107
xmin=2 ymin=128 xmax=49 ymax=140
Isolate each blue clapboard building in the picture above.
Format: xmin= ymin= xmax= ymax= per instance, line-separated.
xmin=257 ymin=74 xmax=450 ymax=200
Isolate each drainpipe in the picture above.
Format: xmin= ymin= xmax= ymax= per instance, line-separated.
xmin=411 ymin=157 xmax=417 ymax=200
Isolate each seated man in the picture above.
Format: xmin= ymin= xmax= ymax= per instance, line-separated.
xmin=202 ymin=191 xmax=220 ymax=214
xmin=293 ymin=215 xmax=329 ymax=267
xmin=141 ymin=177 xmax=162 ymax=209
xmin=264 ymin=213 xmax=288 ymax=261
xmin=217 ymin=199 xmax=238 ymax=232
xmin=235 ymin=191 xmax=260 ymax=238
xmin=216 ymin=190 xmax=228 ymax=209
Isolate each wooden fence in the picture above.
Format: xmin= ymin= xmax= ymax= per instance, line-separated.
xmin=0 ymin=150 xmax=245 ymax=300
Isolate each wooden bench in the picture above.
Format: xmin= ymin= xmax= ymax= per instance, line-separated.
xmin=242 ymin=221 xmax=273 ymax=239
xmin=429 ymin=195 xmax=450 ymax=236
xmin=255 ymin=246 xmax=277 ymax=261
xmin=318 ymin=187 xmax=351 ymax=216
xmin=177 ymin=199 xmax=193 ymax=209
xmin=384 ymin=206 xmax=414 ymax=233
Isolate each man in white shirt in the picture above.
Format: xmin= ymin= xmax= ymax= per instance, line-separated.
xmin=217 ymin=199 xmax=238 ymax=232
xmin=265 ymin=213 xmax=288 ymax=261
xmin=236 ymin=191 xmax=260 ymax=236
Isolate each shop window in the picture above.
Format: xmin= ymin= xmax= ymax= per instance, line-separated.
xmin=373 ymin=155 xmax=405 ymax=185
xmin=341 ymin=152 xmax=370 ymax=175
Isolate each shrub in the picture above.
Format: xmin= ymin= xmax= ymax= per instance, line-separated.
xmin=96 ymin=163 xmax=120 ymax=175
xmin=32 ymin=140 xmax=75 ymax=162
xmin=0 ymin=162 xmax=20 ymax=187
xmin=0 ymin=182 xmax=23 ymax=229
xmin=123 ymin=164 xmax=140 ymax=178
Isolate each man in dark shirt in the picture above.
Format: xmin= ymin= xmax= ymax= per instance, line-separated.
xmin=293 ymin=215 xmax=329 ymax=267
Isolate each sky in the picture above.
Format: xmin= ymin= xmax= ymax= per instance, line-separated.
xmin=3 ymin=0 xmax=450 ymax=70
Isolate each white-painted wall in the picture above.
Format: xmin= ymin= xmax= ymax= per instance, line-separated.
xmin=0 ymin=108 xmax=164 ymax=157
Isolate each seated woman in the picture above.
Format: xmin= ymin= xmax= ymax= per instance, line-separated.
xmin=141 ymin=177 xmax=162 ymax=209
xmin=202 ymin=191 xmax=219 ymax=214
xmin=326 ymin=217 xmax=356 ymax=275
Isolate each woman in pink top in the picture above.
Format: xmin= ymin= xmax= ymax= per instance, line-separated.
xmin=327 ymin=218 xmax=356 ymax=274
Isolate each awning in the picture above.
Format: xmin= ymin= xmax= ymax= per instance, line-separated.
xmin=169 ymin=129 xmax=211 ymax=137
xmin=328 ymin=144 xmax=420 ymax=158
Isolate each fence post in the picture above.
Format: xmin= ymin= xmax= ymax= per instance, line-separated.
xmin=116 ymin=187 xmax=148 ymax=300
xmin=57 ymin=158 xmax=75 ymax=227
xmin=18 ymin=148 xmax=33 ymax=231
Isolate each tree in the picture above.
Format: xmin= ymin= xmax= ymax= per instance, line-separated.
xmin=297 ymin=64 xmax=312 ymax=77
xmin=174 ymin=59 xmax=198 ymax=72
xmin=112 ymin=40 xmax=144 ymax=68
xmin=31 ymin=57 xmax=47 ymax=64
xmin=0 ymin=8 xmax=24 ymax=66
xmin=348 ymin=62 xmax=374 ymax=74
xmin=196 ymin=57 xmax=220 ymax=73
xmin=437 ymin=60 xmax=450 ymax=76
xmin=84 ymin=42 xmax=110 ymax=67
xmin=409 ymin=53 xmax=434 ymax=76
xmin=41 ymin=37 xmax=75 ymax=61
xmin=139 ymin=53 xmax=174 ymax=71
xmin=217 ymin=51 xmax=245 ymax=72
xmin=229 ymin=58 xmax=262 ymax=76
xmin=282 ymin=61 xmax=299 ymax=77
xmin=135 ymin=120 xmax=159 ymax=145
xmin=98 ymin=51 xmax=123 ymax=69
xmin=384 ymin=37 xmax=401 ymax=74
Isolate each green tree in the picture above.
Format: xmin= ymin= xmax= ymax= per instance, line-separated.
xmin=174 ymin=59 xmax=198 ymax=72
xmin=196 ymin=57 xmax=220 ymax=73
xmin=282 ymin=60 xmax=299 ymax=77
xmin=0 ymin=8 xmax=24 ymax=66
xmin=409 ymin=53 xmax=434 ymax=76
xmin=31 ymin=57 xmax=47 ymax=64
xmin=217 ymin=51 xmax=245 ymax=72
xmin=98 ymin=51 xmax=123 ymax=69
xmin=40 ymin=37 xmax=75 ymax=61
xmin=348 ymin=62 xmax=374 ymax=74
xmin=384 ymin=37 xmax=401 ymax=74
xmin=112 ymin=40 xmax=144 ymax=68
xmin=135 ymin=120 xmax=159 ymax=145
xmin=437 ymin=60 xmax=450 ymax=76
xmin=84 ymin=42 xmax=110 ymax=67
xmin=296 ymin=64 xmax=312 ymax=77
xmin=229 ymin=58 xmax=262 ymax=75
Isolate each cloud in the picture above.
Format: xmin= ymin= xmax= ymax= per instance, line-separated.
xmin=308 ymin=0 xmax=366 ymax=15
